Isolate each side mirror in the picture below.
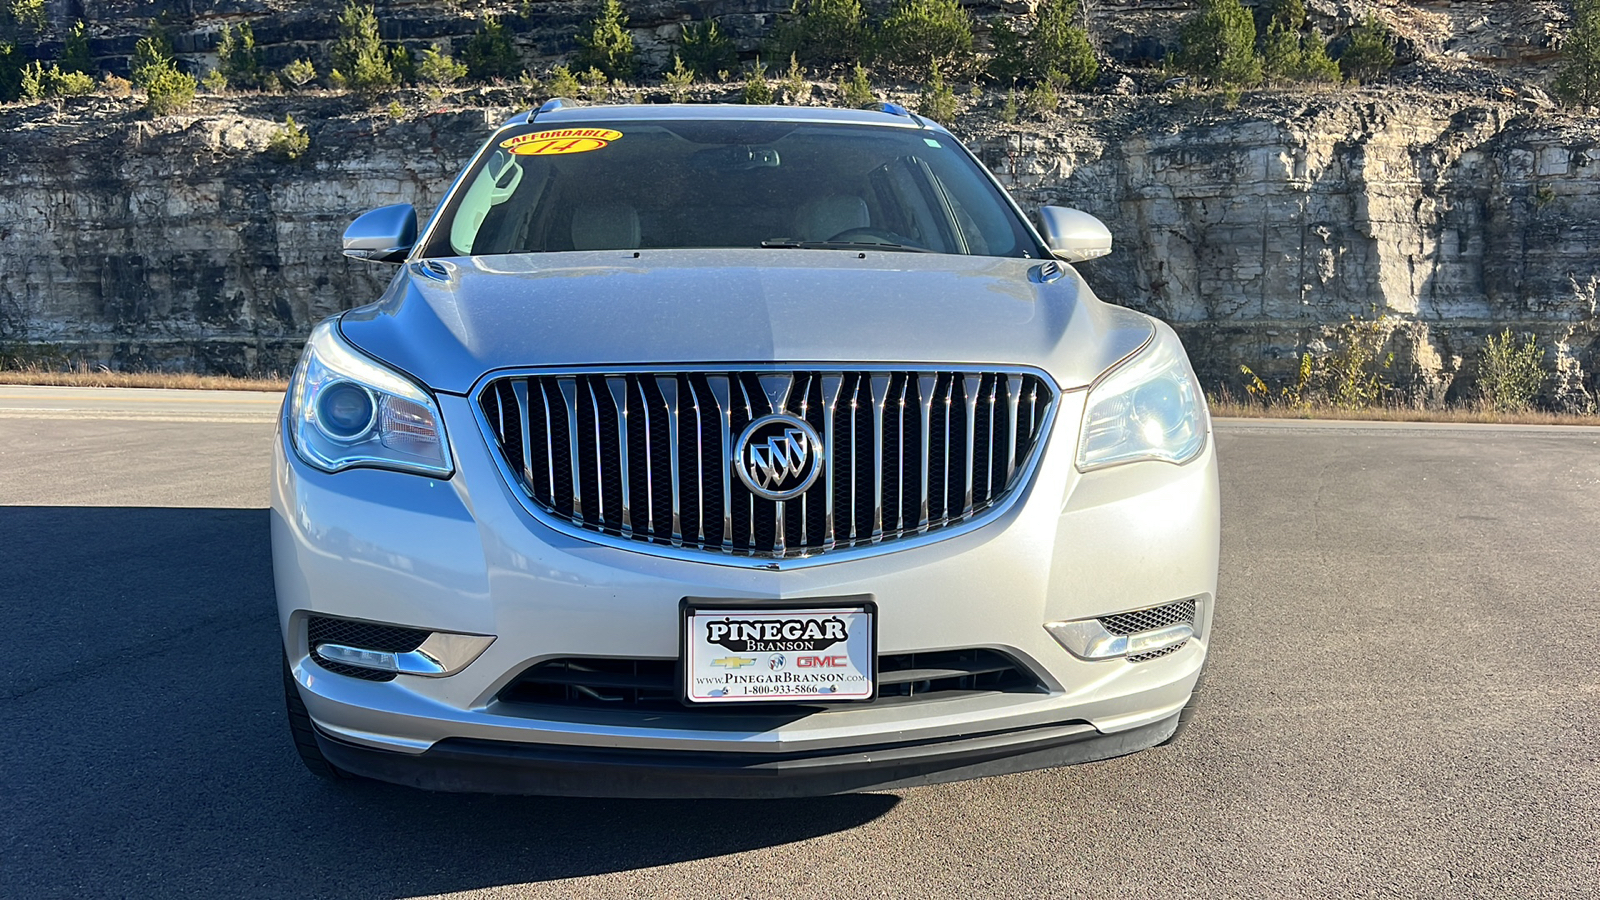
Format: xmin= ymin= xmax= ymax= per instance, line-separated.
xmin=342 ymin=204 xmax=418 ymax=263
xmin=1037 ymin=206 xmax=1112 ymax=263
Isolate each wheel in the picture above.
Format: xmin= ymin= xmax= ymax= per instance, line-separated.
xmin=282 ymin=652 xmax=354 ymax=781
xmin=1158 ymin=667 xmax=1205 ymax=747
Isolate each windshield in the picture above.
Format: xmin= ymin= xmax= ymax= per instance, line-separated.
xmin=418 ymin=119 xmax=1044 ymax=259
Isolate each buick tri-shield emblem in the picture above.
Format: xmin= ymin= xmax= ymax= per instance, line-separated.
xmin=733 ymin=414 xmax=825 ymax=501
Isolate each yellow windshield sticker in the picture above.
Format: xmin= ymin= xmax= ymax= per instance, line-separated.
xmin=500 ymin=128 xmax=622 ymax=156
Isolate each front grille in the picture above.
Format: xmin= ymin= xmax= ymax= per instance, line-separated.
xmin=307 ymin=615 xmax=431 ymax=682
xmin=498 ymin=649 xmax=1043 ymax=712
xmin=478 ymin=369 xmax=1055 ymax=559
xmin=1098 ymin=599 xmax=1198 ymax=663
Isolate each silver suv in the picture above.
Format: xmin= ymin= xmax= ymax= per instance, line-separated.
xmin=273 ymin=102 xmax=1218 ymax=797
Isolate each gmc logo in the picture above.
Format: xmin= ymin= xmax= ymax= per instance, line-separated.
xmin=797 ymin=655 xmax=848 ymax=668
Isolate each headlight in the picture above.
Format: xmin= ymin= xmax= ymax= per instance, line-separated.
xmin=287 ymin=320 xmax=453 ymax=477
xmin=1077 ymin=331 xmax=1207 ymax=471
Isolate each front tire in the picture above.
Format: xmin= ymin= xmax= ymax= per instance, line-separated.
xmin=282 ymin=653 xmax=354 ymax=781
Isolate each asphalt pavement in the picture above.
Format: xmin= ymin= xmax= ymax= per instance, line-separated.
xmin=2 ymin=387 xmax=1597 ymax=899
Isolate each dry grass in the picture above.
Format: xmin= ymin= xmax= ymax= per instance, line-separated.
xmin=2 ymin=366 xmax=1596 ymax=426
xmin=0 ymin=365 xmax=287 ymax=392
xmin=1210 ymin=398 xmax=1600 ymax=427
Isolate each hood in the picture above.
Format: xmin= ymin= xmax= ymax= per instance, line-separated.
xmin=339 ymin=249 xmax=1154 ymax=395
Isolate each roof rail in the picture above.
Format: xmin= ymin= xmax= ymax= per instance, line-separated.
xmin=875 ymin=102 xmax=911 ymax=117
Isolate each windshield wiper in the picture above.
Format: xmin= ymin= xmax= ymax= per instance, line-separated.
xmin=759 ymin=239 xmax=934 ymax=254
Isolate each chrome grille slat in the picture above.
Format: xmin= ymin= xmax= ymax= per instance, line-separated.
xmin=734 ymin=376 xmax=759 ymax=551
xmin=605 ymin=377 xmax=632 ymax=538
xmin=479 ymin=368 xmax=1057 ymax=561
xmin=657 ymin=376 xmax=683 ymax=546
xmin=916 ymin=374 xmax=936 ymax=533
xmin=510 ymin=379 xmax=534 ymax=489
xmin=820 ymin=375 xmax=843 ymax=551
xmin=706 ymin=375 xmax=735 ymax=552
xmin=556 ymin=379 xmax=583 ymax=525
xmin=962 ymin=374 xmax=980 ymax=518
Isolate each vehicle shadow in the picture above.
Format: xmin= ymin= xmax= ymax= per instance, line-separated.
xmin=1 ymin=507 xmax=898 ymax=899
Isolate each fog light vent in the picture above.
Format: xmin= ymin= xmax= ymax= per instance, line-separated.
xmin=1099 ymin=598 xmax=1197 ymax=637
xmin=308 ymin=616 xmax=431 ymax=682
xmin=1046 ymin=598 xmax=1200 ymax=662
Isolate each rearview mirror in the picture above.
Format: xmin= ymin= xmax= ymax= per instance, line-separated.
xmin=1037 ymin=207 xmax=1112 ymax=263
xmin=342 ymin=204 xmax=418 ymax=264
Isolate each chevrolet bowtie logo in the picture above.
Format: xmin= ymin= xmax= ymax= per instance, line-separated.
xmin=711 ymin=656 xmax=756 ymax=669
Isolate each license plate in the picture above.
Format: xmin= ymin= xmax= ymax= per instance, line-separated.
xmin=682 ymin=600 xmax=877 ymax=703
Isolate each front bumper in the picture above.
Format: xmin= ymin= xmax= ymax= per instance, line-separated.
xmin=272 ymin=389 xmax=1219 ymax=794
xmin=314 ymin=714 xmax=1180 ymax=798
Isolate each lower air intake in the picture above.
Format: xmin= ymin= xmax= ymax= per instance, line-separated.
xmin=498 ymin=649 xmax=1043 ymax=712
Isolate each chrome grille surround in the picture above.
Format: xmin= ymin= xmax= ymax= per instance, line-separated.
xmin=472 ymin=365 xmax=1059 ymax=567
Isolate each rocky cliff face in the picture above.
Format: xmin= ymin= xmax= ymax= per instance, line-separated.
xmin=1 ymin=97 xmax=498 ymax=373
xmin=4 ymin=86 xmax=1597 ymax=409
xmin=972 ymin=90 xmax=1600 ymax=406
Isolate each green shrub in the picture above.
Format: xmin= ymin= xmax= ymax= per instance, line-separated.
xmin=1246 ymin=316 xmax=1394 ymax=410
xmin=1556 ymin=0 xmax=1600 ymax=105
xmin=390 ymin=44 xmax=415 ymax=85
xmin=987 ymin=2 xmax=1097 ymax=88
xmin=547 ymin=64 xmax=581 ymax=98
xmin=876 ymin=0 xmax=974 ymax=80
xmin=281 ymin=58 xmax=317 ymax=90
xmin=1032 ymin=0 xmax=1099 ymax=89
xmin=987 ymin=20 xmax=1027 ymax=85
xmin=1265 ymin=0 xmax=1305 ymax=30
xmin=1023 ymin=78 xmax=1058 ymax=117
xmin=1261 ymin=5 xmax=1340 ymax=87
xmin=916 ymin=60 xmax=957 ymax=121
xmin=217 ymin=22 xmax=263 ymax=89
xmin=579 ymin=65 xmax=609 ymax=100
xmin=130 ymin=27 xmax=175 ymax=88
xmin=267 ymin=113 xmax=311 ymax=162
xmin=999 ymin=87 xmax=1019 ymax=123
xmin=742 ymin=58 xmax=772 ymax=104
xmin=1339 ymin=15 xmax=1394 ymax=83
xmin=1321 ymin=316 xmax=1391 ymax=409
xmin=387 ymin=98 xmax=405 ymax=118
xmin=201 ymin=68 xmax=228 ymax=92
xmin=61 ymin=20 xmax=91 ymax=74
xmin=332 ymin=2 xmax=396 ymax=94
xmin=1 ymin=0 xmax=44 ymax=39
xmin=418 ymin=43 xmax=467 ymax=87
xmin=838 ymin=61 xmax=873 ymax=107
xmin=780 ymin=53 xmax=808 ymax=104
xmin=1260 ymin=18 xmax=1300 ymax=85
xmin=769 ymin=0 xmax=868 ymax=70
xmin=0 ymin=41 xmax=24 ymax=103
xmin=143 ymin=61 xmax=197 ymax=115
xmin=1477 ymin=329 xmax=1545 ymax=413
xmin=679 ymin=20 xmax=736 ymax=78
xmin=18 ymin=57 xmax=41 ymax=99
xmin=575 ymin=0 xmax=636 ymax=81
xmin=463 ymin=17 xmax=520 ymax=82
xmin=1174 ymin=0 xmax=1262 ymax=87
xmin=664 ymin=54 xmax=693 ymax=101
xmin=55 ymin=67 xmax=93 ymax=95
xmin=1296 ymin=30 xmax=1340 ymax=83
